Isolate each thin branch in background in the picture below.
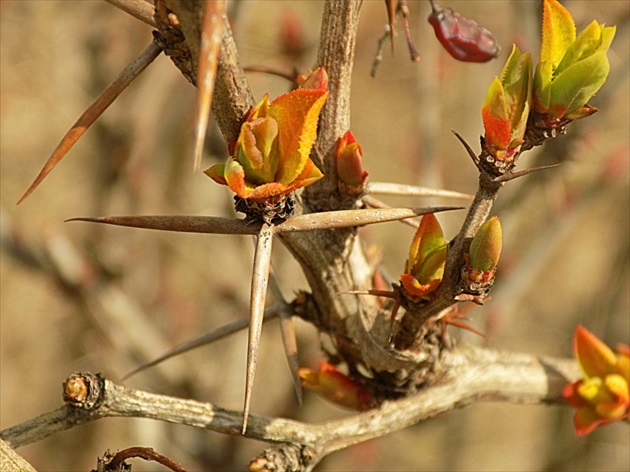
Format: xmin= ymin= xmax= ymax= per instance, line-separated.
xmin=193 ymin=0 xmax=225 ymax=171
xmin=361 ymin=195 xmax=419 ymax=229
xmin=17 ymin=41 xmax=162 ymax=205
xmin=397 ymin=0 xmax=421 ymax=62
xmin=370 ymin=25 xmax=392 ymax=77
xmin=367 ymin=181 xmax=474 ymax=200
xmin=122 ymin=309 xmax=281 ymax=380
xmin=243 ymin=65 xmax=299 ymax=86
xmin=268 ymin=273 xmax=303 ymax=404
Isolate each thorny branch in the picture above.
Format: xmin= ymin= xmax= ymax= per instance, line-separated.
xmin=5 ymin=0 xmax=623 ymax=470
xmin=1 ymin=349 xmax=580 ymax=471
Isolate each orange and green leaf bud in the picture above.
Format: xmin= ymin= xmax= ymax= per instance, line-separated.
xmin=533 ymin=0 xmax=615 ymax=124
xmin=563 ymin=325 xmax=630 ymax=436
xmin=482 ymin=46 xmax=532 ymax=160
xmin=297 ymin=66 xmax=329 ymax=91
xmin=299 ymin=362 xmax=372 ymax=411
xmin=400 ymin=214 xmax=447 ymax=300
xmin=205 ymin=86 xmax=328 ymax=203
xmin=336 ymin=131 xmax=368 ymax=195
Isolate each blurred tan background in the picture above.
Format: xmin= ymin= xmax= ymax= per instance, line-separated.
xmin=1 ymin=1 xmax=628 ymax=470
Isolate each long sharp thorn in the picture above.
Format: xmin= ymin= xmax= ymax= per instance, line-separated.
xmin=65 ymin=215 xmax=259 ymax=235
xmin=275 ymin=206 xmax=462 ymax=233
xmin=243 ymin=223 xmax=274 ymax=434
xmin=451 ymin=129 xmax=480 ymax=167
xmin=193 ymin=0 xmax=225 ymax=172
xmin=17 ymin=41 xmax=162 ymax=205
xmin=493 ymin=163 xmax=561 ymax=183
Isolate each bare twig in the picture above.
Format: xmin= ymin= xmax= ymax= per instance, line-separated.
xmin=269 ymin=275 xmax=303 ymax=404
xmin=397 ymin=0 xmax=421 ymax=62
xmin=99 ymin=447 xmax=190 ymax=472
xmin=122 ymin=308 xmax=281 ymax=380
xmin=371 ymin=25 xmax=391 ymax=78
xmin=17 ymin=41 xmax=162 ymax=205
xmin=361 ymin=195 xmax=419 ymax=229
xmin=367 ymin=181 xmax=474 ymax=200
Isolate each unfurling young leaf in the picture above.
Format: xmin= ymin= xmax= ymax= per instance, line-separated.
xmin=336 ymin=130 xmax=368 ymax=195
xmin=481 ymin=46 xmax=532 ymax=165
xmin=400 ymin=214 xmax=447 ymax=300
xmin=533 ymin=0 xmax=615 ymax=126
xmin=299 ymin=362 xmax=372 ymax=411
xmin=563 ymin=325 xmax=629 ymax=436
xmin=205 ymin=82 xmax=329 ymax=204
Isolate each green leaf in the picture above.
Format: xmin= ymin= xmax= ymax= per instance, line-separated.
xmin=550 ymin=49 xmax=611 ymax=117
xmin=533 ymin=60 xmax=554 ymax=113
xmin=555 ymin=21 xmax=603 ymax=77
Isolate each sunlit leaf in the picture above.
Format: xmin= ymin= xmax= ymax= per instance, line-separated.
xmin=540 ymin=0 xmax=575 ymax=67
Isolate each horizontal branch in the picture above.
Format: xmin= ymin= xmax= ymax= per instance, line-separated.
xmin=1 ymin=346 xmax=580 ymax=471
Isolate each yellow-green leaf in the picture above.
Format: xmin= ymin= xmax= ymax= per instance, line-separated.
xmin=469 ymin=216 xmax=502 ymax=271
xmin=540 ymin=0 xmax=576 ymax=68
